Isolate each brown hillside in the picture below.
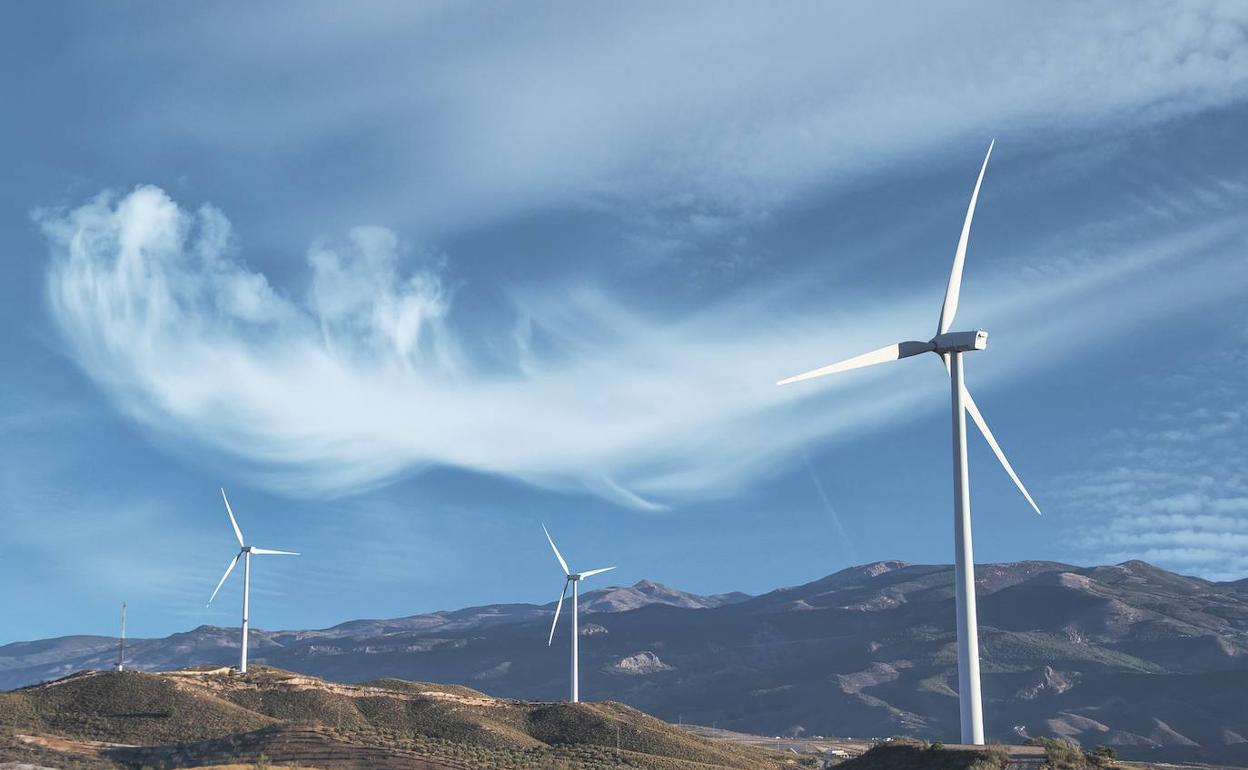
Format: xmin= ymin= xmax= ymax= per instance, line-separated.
xmin=0 ymin=667 xmax=782 ymax=770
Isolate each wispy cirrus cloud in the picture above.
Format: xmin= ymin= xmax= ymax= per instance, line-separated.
xmin=75 ymin=1 xmax=1248 ymax=238
xmin=37 ymin=181 xmax=1248 ymax=509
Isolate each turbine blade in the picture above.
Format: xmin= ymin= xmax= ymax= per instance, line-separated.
xmin=937 ymin=140 xmax=994 ymax=335
xmin=207 ymin=553 xmax=240 ymax=606
xmin=221 ymin=488 xmax=245 ymax=547
xmin=548 ymin=580 xmax=569 ymax=646
xmin=942 ymin=355 xmax=1041 ymax=515
xmin=251 ymin=548 xmax=299 ymax=555
xmin=542 ymin=524 xmax=570 ymax=576
xmin=963 ymin=385 xmax=1042 ymax=515
xmin=777 ymin=341 xmax=932 ymax=386
xmin=578 ymin=566 xmax=616 ymax=580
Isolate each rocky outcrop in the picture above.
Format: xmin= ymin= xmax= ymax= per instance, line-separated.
xmin=607 ymin=652 xmax=673 ymax=675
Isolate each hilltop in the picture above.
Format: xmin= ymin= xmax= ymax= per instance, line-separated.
xmin=5 ymin=561 xmax=1248 ymax=766
xmin=0 ymin=666 xmax=784 ymax=770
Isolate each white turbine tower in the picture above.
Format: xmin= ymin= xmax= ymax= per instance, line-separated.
xmin=543 ymin=525 xmax=615 ymax=703
xmin=206 ymin=488 xmax=299 ymax=674
xmin=777 ymin=141 xmax=1041 ymax=745
xmin=115 ymin=601 xmax=126 ymax=672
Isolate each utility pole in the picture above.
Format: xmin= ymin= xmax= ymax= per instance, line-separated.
xmin=116 ymin=602 xmax=127 ymax=672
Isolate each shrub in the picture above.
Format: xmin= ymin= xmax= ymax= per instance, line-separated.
xmin=1026 ymin=736 xmax=1114 ymax=770
xmin=969 ymin=743 xmax=1009 ymax=770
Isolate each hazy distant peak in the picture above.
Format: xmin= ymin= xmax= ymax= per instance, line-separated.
xmin=828 ymin=560 xmax=913 ymax=583
xmin=1080 ymin=560 xmax=1212 ymax=590
xmin=1116 ymin=559 xmax=1191 ymax=577
xmin=579 ymin=580 xmax=743 ymax=613
xmin=776 ymin=560 xmax=912 ymax=595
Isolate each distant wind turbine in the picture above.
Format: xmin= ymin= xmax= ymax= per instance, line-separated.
xmin=777 ymin=141 xmax=1041 ymax=745
xmin=543 ymin=525 xmax=615 ymax=703
xmin=207 ymin=488 xmax=299 ymax=674
xmin=115 ymin=601 xmax=126 ymax=672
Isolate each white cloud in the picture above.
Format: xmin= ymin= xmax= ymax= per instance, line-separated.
xmin=38 ymin=184 xmax=1248 ymax=508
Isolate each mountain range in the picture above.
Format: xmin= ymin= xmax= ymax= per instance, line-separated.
xmin=4 ymin=560 xmax=1247 ymax=766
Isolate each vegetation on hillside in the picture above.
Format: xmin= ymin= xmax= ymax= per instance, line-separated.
xmin=1026 ymin=737 xmax=1119 ymax=769
xmin=834 ymin=737 xmax=1009 ymax=770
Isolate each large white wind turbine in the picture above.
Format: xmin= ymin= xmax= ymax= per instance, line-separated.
xmin=206 ymin=488 xmax=299 ymax=674
xmin=777 ymin=141 xmax=1040 ymax=745
xmin=543 ymin=525 xmax=615 ymax=703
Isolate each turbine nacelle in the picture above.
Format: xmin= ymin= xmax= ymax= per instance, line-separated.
xmin=932 ymin=329 xmax=988 ymax=355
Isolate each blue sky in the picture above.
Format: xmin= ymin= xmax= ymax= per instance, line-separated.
xmin=2 ymin=2 xmax=1247 ymax=644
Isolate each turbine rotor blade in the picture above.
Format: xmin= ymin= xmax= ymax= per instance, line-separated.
xmin=251 ymin=548 xmax=299 ymax=555
xmin=963 ymin=385 xmax=1042 ymax=515
xmin=548 ymin=580 xmax=569 ymax=646
xmin=207 ymin=552 xmax=241 ymax=606
xmin=578 ymin=566 xmax=616 ymax=580
xmin=777 ymin=341 xmax=932 ymax=386
xmin=542 ymin=524 xmax=570 ymax=576
xmin=221 ymin=488 xmax=245 ymax=547
xmin=938 ymin=140 xmax=994 ymax=335
xmin=942 ymin=355 xmax=1041 ymax=515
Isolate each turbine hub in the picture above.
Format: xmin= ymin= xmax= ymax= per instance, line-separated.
xmin=932 ymin=329 xmax=988 ymax=354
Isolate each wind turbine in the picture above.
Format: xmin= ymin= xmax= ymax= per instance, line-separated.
xmin=776 ymin=141 xmax=1041 ymax=745
xmin=206 ymin=488 xmax=299 ymax=674
xmin=115 ymin=601 xmax=126 ymax=672
xmin=543 ymin=525 xmax=615 ymax=703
